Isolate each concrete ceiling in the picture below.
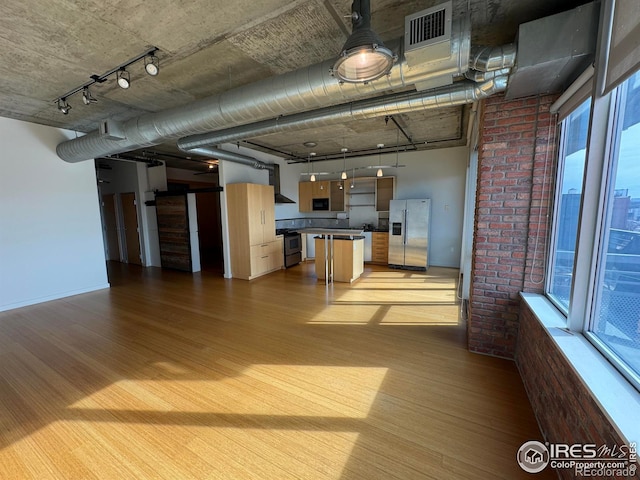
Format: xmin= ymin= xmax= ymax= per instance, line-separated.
xmin=0 ymin=0 xmax=587 ymax=171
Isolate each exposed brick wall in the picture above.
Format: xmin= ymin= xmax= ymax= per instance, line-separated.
xmin=468 ymin=94 xmax=558 ymax=358
xmin=516 ymin=303 xmax=637 ymax=480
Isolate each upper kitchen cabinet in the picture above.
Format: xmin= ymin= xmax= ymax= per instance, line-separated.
xmin=298 ymin=181 xmax=313 ymax=212
xmin=312 ymin=180 xmax=330 ymax=198
xmin=298 ymin=180 xmax=331 ymax=213
xmin=226 ymin=183 xmax=281 ymax=280
xmin=375 ymin=177 xmax=395 ymax=212
xmin=330 ymin=181 xmax=345 ymax=212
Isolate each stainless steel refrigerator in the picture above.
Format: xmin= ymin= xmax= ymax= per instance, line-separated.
xmin=388 ymin=199 xmax=431 ymax=270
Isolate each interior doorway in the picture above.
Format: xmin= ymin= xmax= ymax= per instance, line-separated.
xmin=195 ymin=191 xmax=224 ymax=272
xmin=121 ymin=192 xmax=142 ymax=265
xmin=101 ymin=193 xmax=120 ymax=261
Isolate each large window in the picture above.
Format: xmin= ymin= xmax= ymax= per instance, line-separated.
xmin=589 ymin=70 xmax=640 ymax=385
xmin=548 ymin=99 xmax=591 ymax=312
xmin=548 ymin=70 xmax=640 ymax=390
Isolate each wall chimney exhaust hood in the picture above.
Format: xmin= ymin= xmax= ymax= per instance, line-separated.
xmin=269 ymin=163 xmax=295 ymax=204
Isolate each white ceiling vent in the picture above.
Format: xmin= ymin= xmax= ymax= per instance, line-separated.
xmin=404 ymin=1 xmax=453 ymax=69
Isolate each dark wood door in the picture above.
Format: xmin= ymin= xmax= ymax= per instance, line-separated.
xmin=156 ymin=195 xmax=192 ymax=272
xmin=121 ymin=192 xmax=141 ymax=265
xmin=101 ymin=194 xmax=120 ymax=261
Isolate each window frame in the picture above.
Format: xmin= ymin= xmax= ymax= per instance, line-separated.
xmin=545 ymin=71 xmax=640 ymax=393
xmin=545 ymin=102 xmax=589 ymax=315
xmin=585 ymin=78 xmax=640 ymax=391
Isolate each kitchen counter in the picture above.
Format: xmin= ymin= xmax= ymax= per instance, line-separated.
xmin=314 ymin=236 xmax=364 ymax=284
xmin=297 ymin=228 xmax=364 ymax=237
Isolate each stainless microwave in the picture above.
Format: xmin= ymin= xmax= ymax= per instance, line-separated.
xmin=312 ymin=198 xmax=329 ymax=211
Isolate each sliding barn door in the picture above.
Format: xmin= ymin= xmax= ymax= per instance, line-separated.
xmin=156 ymin=195 xmax=192 ymax=271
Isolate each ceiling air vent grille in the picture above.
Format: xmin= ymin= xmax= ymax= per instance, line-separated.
xmin=408 ymin=8 xmax=446 ymax=47
xmin=404 ymin=1 xmax=453 ymax=69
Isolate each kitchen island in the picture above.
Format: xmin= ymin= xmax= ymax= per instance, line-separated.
xmin=298 ymin=229 xmax=364 ymax=284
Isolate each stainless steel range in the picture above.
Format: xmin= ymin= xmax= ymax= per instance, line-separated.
xmin=276 ymin=229 xmax=302 ymax=268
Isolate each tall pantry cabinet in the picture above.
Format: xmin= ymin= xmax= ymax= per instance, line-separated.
xmin=226 ymin=183 xmax=282 ymax=280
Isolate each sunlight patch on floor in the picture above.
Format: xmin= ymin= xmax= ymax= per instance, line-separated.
xmin=379 ymin=304 xmax=461 ymax=326
xmin=306 ymin=303 xmax=386 ymax=324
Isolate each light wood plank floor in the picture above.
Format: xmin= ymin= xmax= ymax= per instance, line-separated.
xmin=0 ymin=262 xmax=553 ymax=479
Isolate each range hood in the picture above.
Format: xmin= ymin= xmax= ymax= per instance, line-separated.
xmin=269 ymin=163 xmax=295 ymax=204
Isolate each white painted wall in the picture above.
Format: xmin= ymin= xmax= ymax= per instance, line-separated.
xmin=0 ymin=118 xmax=109 ymax=312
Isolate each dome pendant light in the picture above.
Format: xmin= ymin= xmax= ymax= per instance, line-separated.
xmin=332 ymin=0 xmax=396 ymax=84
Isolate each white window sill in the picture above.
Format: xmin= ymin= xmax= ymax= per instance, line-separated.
xmin=520 ymin=293 xmax=640 ymax=444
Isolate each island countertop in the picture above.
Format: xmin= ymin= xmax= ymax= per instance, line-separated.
xmin=297 ymin=228 xmax=364 ymax=236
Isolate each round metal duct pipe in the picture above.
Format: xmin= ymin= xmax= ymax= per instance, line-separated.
xmin=178 ymin=77 xmax=508 ymax=150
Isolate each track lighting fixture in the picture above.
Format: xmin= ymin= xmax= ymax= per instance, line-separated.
xmin=57 ymin=98 xmax=71 ymax=115
xmin=53 ymin=47 xmax=159 ymax=114
xmin=117 ymin=68 xmax=131 ymax=89
xmin=144 ymin=54 xmax=160 ymax=76
xmin=82 ymin=87 xmax=97 ymax=105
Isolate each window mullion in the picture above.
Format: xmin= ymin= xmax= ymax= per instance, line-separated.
xmin=567 ymin=93 xmax=614 ymax=332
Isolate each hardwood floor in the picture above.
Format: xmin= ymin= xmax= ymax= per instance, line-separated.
xmin=0 ymin=262 xmax=553 ymax=479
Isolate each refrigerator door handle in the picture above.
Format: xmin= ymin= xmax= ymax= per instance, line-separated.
xmin=403 ymin=209 xmax=408 ymax=245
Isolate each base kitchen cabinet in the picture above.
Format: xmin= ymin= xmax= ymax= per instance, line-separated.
xmin=314 ymin=237 xmax=364 ymax=283
xmin=227 ymin=183 xmax=282 ymax=280
xmin=371 ymin=231 xmax=389 ymax=264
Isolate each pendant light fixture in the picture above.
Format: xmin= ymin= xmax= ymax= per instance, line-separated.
xmin=332 ymin=0 xmax=396 ymax=84
xmin=376 ymin=143 xmax=384 ymax=177
xmin=341 ymin=147 xmax=348 ymax=180
xmin=309 ymin=152 xmax=316 ymax=182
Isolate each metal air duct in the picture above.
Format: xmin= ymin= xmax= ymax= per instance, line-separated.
xmin=177 ymin=77 xmax=508 ymax=150
xmin=57 ymin=16 xmax=471 ymax=163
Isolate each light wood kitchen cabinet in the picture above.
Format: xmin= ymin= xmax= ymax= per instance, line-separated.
xmin=375 ymin=177 xmax=395 ymax=211
xmin=371 ymin=231 xmax=389 ymax=264
xmin=299 ymin=180 xmax=333 ymax=212
xmin=330 ymin=180 xmax=345 ymax=211
xmin=312 ymin=180 xmax=330 ymax=197
xmin=298 ymin=181 xmax=313 ymax=212
xmin=226 ymin=183 xmax=281 ymax=280
xmin=314 ymin=237 xmax=364 ymax=283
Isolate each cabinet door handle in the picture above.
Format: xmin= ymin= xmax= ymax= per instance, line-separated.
xmin=261 ymin=244 xmax=268 ymax=247
xmin=261 ymin=255 xmax=268 ymax=259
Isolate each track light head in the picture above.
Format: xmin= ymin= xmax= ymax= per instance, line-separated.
xmin=117 ymin=68 xmax=131 ymax=89
xmin=82 ymin=87 xmax=97 ymax=105
xmin=57 ymin=98 xmax=71 ymax=115
xmin=144 ymin=54 xmax=159 ymax=76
